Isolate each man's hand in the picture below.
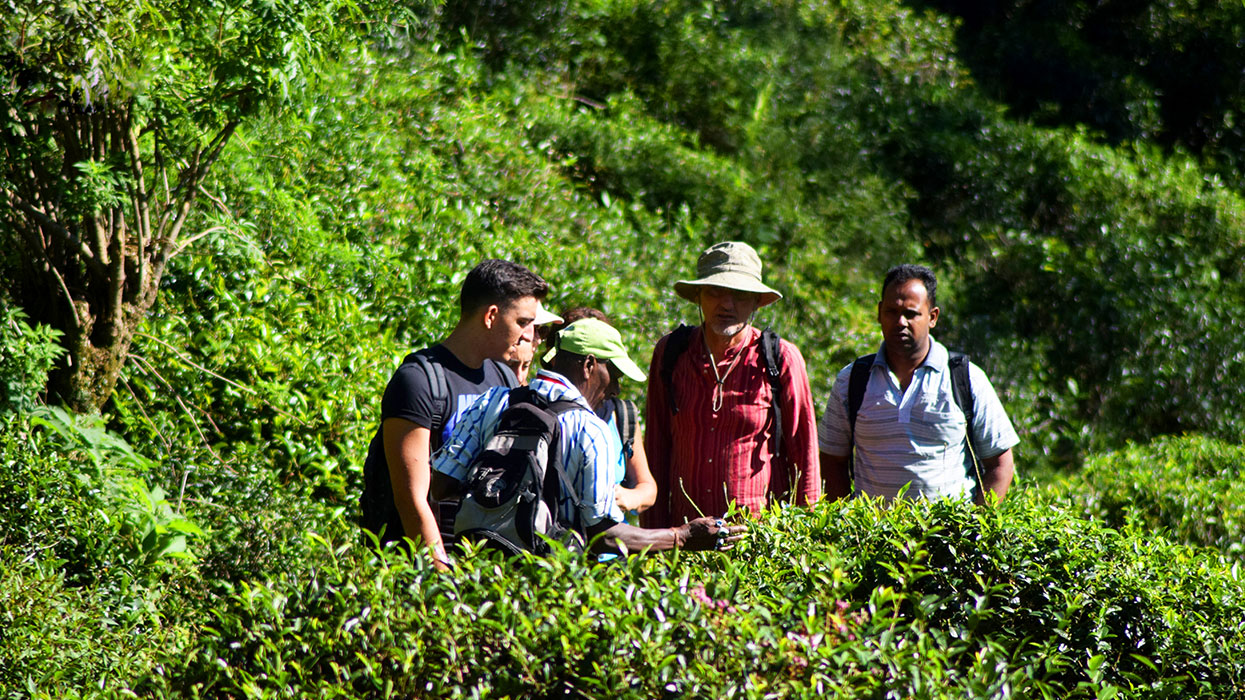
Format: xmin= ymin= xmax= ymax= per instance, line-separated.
xmin=680 ymin=517 xmax=748 ymax=552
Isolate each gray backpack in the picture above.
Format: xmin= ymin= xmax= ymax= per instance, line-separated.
xmin=454 ymin=387 xmax=588 ymax=556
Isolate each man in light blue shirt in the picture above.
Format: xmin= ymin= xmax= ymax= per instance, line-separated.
xmin=818 ymin=265 xmax=1018 ymax=503
xmin=434 ymin=318 xmax=744 ymax=556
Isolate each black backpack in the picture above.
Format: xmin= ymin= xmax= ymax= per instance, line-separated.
xmin=845 ymin=351 xmax=982 ymax=490
xmin=453 ymin=386 xmax=589 ymax=556
xmin=360 ymin=353 xmax=516 ymax=544
xmin=659 ymin=323 xmax=786 ymax=457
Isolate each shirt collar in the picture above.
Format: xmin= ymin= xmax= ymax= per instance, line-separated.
xmin=875 ymin=336 xmax=949 ymax=373
xmin=531 ymin=369 xmax=594 ymax=410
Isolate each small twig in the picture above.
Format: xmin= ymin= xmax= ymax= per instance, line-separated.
xmin=172 ymin=391 xmax=225 ymax=465
xmin=566 ymin=94 xmax=607 ymax=110
xmin=129 ymin=353 xmax=226 ymax=464
xmin=134 ymin=331 xmax=306 ymax=425
xmin=118 ymin=373 xmax=172 ymax=453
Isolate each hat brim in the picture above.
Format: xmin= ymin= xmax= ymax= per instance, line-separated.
xmin=608 ymin=355 xmax=647 ymax=383
xmin=541 ymin=347 xmax=647 ymax=383
xmin=534 ymin=306 xmax=563 ymax=326
xmin=673 ymin=272 xmax=782 ymax=307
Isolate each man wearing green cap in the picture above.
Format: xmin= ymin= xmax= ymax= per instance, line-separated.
xmin=433 ymin=318 xmax=745 ymax=556
xmin=643 ymin=241 xmax=821 ymax=528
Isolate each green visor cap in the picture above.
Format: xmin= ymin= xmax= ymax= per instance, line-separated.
xmin=541 ymin=318 xmax=647 ymax=383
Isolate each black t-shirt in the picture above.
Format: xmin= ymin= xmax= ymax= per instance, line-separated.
xmin=360 ymin=344 xmax=515 ymax=540
xmin=378 ymin=344 xmax=514 ymax=447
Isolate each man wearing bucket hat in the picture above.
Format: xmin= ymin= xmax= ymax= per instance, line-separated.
xmin=642 ymin=241 xmax=821 ymax=529
xmin=433 ymin=318 xmax=746 ymax=556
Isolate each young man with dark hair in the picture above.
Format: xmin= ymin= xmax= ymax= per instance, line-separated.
xmin=818 ymin=264 xmax=1018 ymax=503
xmin=361 ymin=259 xmax=548 ymax=567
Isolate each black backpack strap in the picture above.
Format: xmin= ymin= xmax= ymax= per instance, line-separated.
xmin=614 ymin=398 xmax=637 ymax=459
xmin=758 ymin=327 xmax=785 ymax=459
xmin=412 ymin=354 xmax=451 ymax=441
xmin=947 ymin=352 xmax=982 ymax=489
xmin=660 ymin=324 xmax=697 ymax=414
xmin=492 ymin=358 xmax=520 ymax=388
xmin=521 ymin=391 xmax=589 ymax=532
xmin=846 ymin=354 xmax=876 ymax=484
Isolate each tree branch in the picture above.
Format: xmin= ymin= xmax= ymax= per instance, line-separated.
xmin=2 ymin=187 xmax=108 ymax=281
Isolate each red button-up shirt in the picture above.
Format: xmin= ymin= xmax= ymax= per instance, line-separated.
xmin=641 ymin=326 xmax=821 ymax=527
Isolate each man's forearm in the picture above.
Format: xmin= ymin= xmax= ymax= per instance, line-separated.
xmin=820 ymin=452 xmax=851 ymax=500
xmin=591 ymin=521 xmax=683 ymax=555
xmin=976 ymin=449 xmax=1015 ymax=505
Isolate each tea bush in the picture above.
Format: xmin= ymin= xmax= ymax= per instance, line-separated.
xmin=150 ymin=493 xmax=1245 ymax=698
xmin=0 ymin=305 xmax=64 ymax=413
xmin=1057 ymin=435 xmax=1245 ymax=560
xmin=0 ymin=415 xmax=198 ymax=695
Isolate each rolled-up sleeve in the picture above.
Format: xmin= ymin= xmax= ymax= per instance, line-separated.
xmin=817 ymin=365 xmax=854 ymax=457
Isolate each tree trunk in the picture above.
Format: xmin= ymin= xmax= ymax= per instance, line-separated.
xmin=2 ymin=100 xmax=237 ymax=413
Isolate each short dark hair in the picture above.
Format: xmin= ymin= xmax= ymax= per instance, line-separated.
xmin=459 ymin=259 xmax=548 ymax=315
xmin=559 ymin=306 xmax=610 ymax=326
xmin=881 ymin=264 xmax=937 ymax=308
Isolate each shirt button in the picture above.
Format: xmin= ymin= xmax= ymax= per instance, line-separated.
xmin=708 ymin=458 xmax=713 ymax=463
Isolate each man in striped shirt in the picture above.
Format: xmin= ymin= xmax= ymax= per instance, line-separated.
xmin=818 ymin=264 xmax=1018 ymax=503
xmin=642 ymin=241 xmax=822 ymax=528
xmin=434 ymin=319 xmax=745 ymax=556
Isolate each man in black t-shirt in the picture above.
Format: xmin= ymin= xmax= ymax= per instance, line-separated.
xmin=361 ymin=259 xmax=549 ymax=567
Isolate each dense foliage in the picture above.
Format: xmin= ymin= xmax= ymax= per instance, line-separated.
xmin=3 ymin=0 xmax=1245 ymax=697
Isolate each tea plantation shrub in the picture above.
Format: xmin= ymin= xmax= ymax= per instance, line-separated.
xmin=152 ymin=494 xmax=1245 ymax=698
xmin=0 ymin=305 xmax=64 ymax=413
xmin=0 ymin=415 xmax=197 ymax=694
xmin=1060 ymin=434 xmax=1245 ymax=560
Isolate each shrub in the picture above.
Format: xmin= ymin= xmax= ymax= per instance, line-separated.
xmin=1058 ymin=434 xmax=1245 ymax=560
xmin=0 ymin=304 xmax=64 ymax=413
xmin=152 ymin=492 xmax=1245 ymax=698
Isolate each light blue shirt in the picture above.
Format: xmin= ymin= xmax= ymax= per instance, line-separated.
xmin=433 ymin=369 xmax=626 ymax=527
xmin=818 ymin=338 xmax=1019 ymax=500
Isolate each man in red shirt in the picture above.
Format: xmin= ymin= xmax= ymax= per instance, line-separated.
xmin=642 ymin=241 xmax=821 ymax=527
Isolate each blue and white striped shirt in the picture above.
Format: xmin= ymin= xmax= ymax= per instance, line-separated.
xmin=818 ymin=338 xmax=1019 ymax=501
xmin=433 ymin=369 xmax=626 ymax=527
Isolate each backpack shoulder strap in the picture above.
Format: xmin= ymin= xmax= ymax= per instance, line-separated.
xmin=412 ymin=353 xmax=451 ymax=437
xmin=759 ymin=328 xmax=785 ymax=459
xmin=947 ymin=352 xmax=982 ymax=488
xmin=947 ymin=352 xmax=975 ymax=425
xmin=609 ymin=397 xmax=638 ymax=458
xmin=846 ymin=354 xmax=875 ymax=484
xmin=492 ymin=358 xmax=520 ymax=388
xmin=847 ymin=354 xmax=875 ymax=433
xmin=660 ymin=324 xmax=697 ymax=414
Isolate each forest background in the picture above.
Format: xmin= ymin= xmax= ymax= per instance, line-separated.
xmin=3 ymin=0 xmax=1245 ymax=697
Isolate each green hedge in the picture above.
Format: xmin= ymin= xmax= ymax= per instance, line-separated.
xmin=1061 ymin=435 xmax=1245 ymax=559
xmin=150 ymin=495 xmax=1245 ymax=698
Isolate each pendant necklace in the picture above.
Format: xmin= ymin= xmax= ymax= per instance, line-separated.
xmin=706 ymin=336 xmax=746 ymax=413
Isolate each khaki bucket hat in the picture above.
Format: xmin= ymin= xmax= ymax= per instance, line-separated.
xmin=673 ymin=241 xmax=783 ymax=307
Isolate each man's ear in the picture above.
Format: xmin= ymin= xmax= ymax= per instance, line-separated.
xmin=481 ymin=304 xmax=500 ymax=329
xmin=929 ymin=306 xmax=940 ymax=328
